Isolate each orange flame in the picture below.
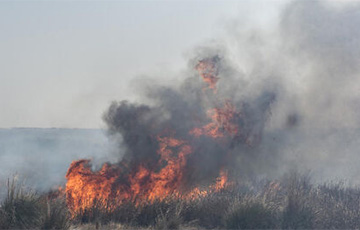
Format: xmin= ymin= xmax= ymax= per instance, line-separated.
xmin=65 ymin=136 xmax=229 ymax=215
xmin=190 ymin=101 xmax=240 ymax=138
xmin=196 ymin=56 xmax=220 ymax=91
xmin=64 ymin=56 xmax=244 ymax=216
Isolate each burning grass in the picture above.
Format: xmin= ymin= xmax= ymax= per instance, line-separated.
xmin=2 ymin=55 xmax=360 ymax=229
xmin=64 ymin=56 xmax=275 ymax=218
xmin=4 ymin=172 xmax=360 ymax=229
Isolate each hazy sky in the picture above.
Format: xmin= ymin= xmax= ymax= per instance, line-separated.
xmin=0 ymin=0 xmax=289 ymax=128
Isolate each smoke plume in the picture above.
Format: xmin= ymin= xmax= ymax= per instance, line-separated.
xmin=101 ymin=0 xmax=360 ymax=184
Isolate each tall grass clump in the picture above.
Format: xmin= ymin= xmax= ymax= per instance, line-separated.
xmin=40 ymin=195 xmax=70 ymax=229
xmin=311 ymin=182 xmax=360 ymax=229
xmin=0 ymin=177 xmax=70 ymax=229
xmin=181 ymin=190 xmax=235 ymax=229
xmin=224 ymin=194 xmax=279 ymax=229
xmin=0 ymin=178 xmax=42 ymax=229
xmin=282 ymin=172 xmax=314 ymax=229
xmin=154 ymin=201 xmax=183 ymax=230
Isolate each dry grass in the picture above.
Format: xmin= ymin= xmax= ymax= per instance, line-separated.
xmin=0 ymin=177 xmax=70 ymax=229
xmin=5 ymin=172 xmax=360 ymax=229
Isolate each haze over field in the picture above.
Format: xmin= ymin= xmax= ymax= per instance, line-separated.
xmin=0 ymin=128 xmax=118 ymax=192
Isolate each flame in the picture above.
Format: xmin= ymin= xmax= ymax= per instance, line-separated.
xmin=196 ymin=56 xmax=220 ymax=91
xmin=64 ymin=56 xmax=255 ymax=216
xmin=190 ymin=101 xmax=240 ymax=138
xmin=65 ymin=136 xmax=229 ymax=215
xmin=65 ymin=159 xmax=124 ymax=214
xmin=213 ymin=170 xmax=228 ymax=191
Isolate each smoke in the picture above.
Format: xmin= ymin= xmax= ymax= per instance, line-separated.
xmin=3 ymin=0 xmax=360 ymax=196
xmin=226 ymin=0 xmax=360 ymax=182
xmin=274 ymin=0 xmax=360 ymax=182
xmin=102 ymin=49 xmax=274 ymax=188
xmin=0 ymin=128 xmax=118 ymax=198
xmin=103 ymin=0 xmax=360 ymax=184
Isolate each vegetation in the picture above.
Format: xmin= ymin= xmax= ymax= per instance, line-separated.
xmin=4 ymin=172 xmax=360 ymax=229
xmin=0 ymin=178 xmax=70 ymax=229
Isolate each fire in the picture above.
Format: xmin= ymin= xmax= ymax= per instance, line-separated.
xmin=65 ymin=159 xmax=124 ymax=214
xmin=137 ymin=136 xmax=191 ymax=201
xmin=195 ymin=56 xmax=220 ymax=91
xmin=190 ymin=101 xmax=240 ymax=138
xmin=64 ymin=55 xmax=273 ymax=216
xmin=65 ymin=136 xmax=229 ymax=215
xmin=213 ymin=170 xmax=228 ymax=191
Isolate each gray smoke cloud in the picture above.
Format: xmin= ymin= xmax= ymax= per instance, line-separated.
xmin=103 ymin=0 xmax=360 ymax=185
xmin=103 ymin=50 xmax=276 ymax=189
xmin=273 ymin=0 xmax=360 ymax=182
xmin=223 ymin=0 xmax=360 ymax=182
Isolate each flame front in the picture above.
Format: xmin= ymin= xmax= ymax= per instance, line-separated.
xmin=66 ymin=136 xmax=229 ymax=215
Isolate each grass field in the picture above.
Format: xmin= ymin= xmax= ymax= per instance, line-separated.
xmin=2 ymin=172 xmax=360 ymax=229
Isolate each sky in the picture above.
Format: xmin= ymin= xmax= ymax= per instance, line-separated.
xmin=0 ymin=0 xmax=288 ymax=128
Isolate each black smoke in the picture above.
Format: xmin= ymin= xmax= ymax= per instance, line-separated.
xmin=103 ymin=55 xmax=275 ymax=188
